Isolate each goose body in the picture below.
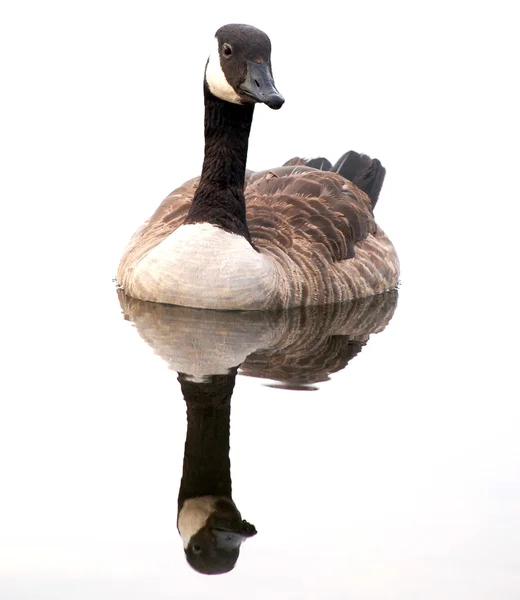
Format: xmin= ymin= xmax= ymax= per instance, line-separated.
xmin=117 ymin=24 xmax=399 ymax=310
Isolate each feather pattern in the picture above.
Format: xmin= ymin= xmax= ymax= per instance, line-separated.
xmin=117 ymin=164 xmax=399 ymax=309
xmin=117 ymin=287 xmax=398 ymax=384
xmin=116 ymin=24 xmax=399 ymax=310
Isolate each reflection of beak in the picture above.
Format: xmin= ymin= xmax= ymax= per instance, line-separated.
xmin=213 ymin=520 xmax=258 ymax=549
xmin=240 ymin=61 xmax=285 ymax=109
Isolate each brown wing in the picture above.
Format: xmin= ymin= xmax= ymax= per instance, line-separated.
xmin=245 ymin=166 xmax=376 ymax=263
xmin=119 ymin=163 xmax=382 ymax=305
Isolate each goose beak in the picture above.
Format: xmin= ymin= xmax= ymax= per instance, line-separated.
xmin=213 ymin=520 xmax=257 ymax=549
xmin=240 ymin=61 xmax=285 ymax=109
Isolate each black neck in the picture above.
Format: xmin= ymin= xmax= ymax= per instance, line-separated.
xmin=177 ymin=368 xmax=238 ymax=511
xmin=184 ymin=85 xmax=254 ymax=243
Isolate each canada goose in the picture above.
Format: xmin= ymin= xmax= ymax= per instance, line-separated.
xmin=117 ymin=24 xmax=399 ymax=310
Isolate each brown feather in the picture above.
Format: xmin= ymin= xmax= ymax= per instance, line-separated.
xmin=117 ymin=288 xmax=398 ymax=386
xmin=117 ymin=25 xmax=397 ymax=310
xmin=118 ymin=163 xmax=399 ymax=309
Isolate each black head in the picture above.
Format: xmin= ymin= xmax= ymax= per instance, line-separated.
xmin=185 ymin=521 xmax=257 ymax=575
xmin=205 ymin=24 xmax=285 ymax=110
xmin=178 ymin=496 xmax=257 ymax=575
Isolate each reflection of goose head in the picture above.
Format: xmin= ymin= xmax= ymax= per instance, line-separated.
xmin=176 ymin=370 xmax=256 ymax=575
xmin=179 ymin=496 xmax=257 ymax=575
xmin=118 ymin=289 xmax=398 ymax=574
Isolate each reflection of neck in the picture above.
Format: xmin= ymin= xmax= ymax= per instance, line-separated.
xmin=177 ymin=368 xmax=238 ymax=512
xmin=185 ymin=85 xmax=254 ymax=242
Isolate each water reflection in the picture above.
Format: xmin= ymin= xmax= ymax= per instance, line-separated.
xmin=176 ymin=369 xmax=257 ymax=575
xmin=118 ymin=290 xmax=398 ymax=574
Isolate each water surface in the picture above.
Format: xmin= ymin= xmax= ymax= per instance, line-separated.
xmin=1 ymin=2 xmax=519 ymax=598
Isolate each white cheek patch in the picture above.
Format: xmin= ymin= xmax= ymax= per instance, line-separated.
xmin=205 ymin=38 xmax=242 ymax=104
xmin=178 ymin=496 xmax=217 ymax=549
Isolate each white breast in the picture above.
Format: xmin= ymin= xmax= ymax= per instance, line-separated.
xmin=127 ymin=223 xmax=278 ymax=309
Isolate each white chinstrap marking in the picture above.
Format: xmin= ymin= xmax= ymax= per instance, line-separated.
xmin=178 ymin=496 xmax=217 ymax=549
xmin=205 ymin=38 xmax=242 ymax=104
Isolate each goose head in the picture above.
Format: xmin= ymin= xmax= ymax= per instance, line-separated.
xmin=178 ymin=496 xmax=257 ymax=575
xmin=205 ymin=23 xmax=285 ymax=109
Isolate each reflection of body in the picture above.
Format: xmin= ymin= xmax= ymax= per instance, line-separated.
xmin=119 ymin=290 xmax=398 ymax=574
xmin=119 ymin=290 xmax=398 ymax=387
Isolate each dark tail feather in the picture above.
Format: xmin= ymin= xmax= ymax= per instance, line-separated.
xmin=332 ymin=151 xmax=386 ymax=208
xmin=305 ymin=157 xmax=332 ymax=171
xmin=283 ymin=156 xmax=332 ymax=171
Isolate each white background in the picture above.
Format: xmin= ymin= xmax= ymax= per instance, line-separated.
xmin=1 ymin=1 xmax=519 ymax=598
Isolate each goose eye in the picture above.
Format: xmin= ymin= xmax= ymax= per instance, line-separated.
xmin=222 ymin=43 xmax=233 ymax=57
